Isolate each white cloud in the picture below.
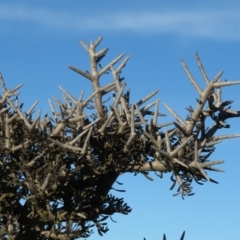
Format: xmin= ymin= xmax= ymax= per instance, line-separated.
xmin=1 ymin=3 xmax=240 ymax=40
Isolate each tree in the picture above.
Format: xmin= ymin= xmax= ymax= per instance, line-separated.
xmin=0 ymin=36 xmax=239 ymax=240
xmin=144 ymin=231 xmax=185 ymax=240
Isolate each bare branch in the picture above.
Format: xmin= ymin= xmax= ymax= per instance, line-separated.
xmin=99 ymin=53 xmax=125 ymax=76
xmin=196 ymin=52 xmax=209 ymax=85
xmin=68 ymin=66 xmax=92 ymax=80
xmin=181 ymin=59 xmax=202 ymax=95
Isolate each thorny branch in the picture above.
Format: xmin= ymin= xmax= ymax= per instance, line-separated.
xmin=0 ymin=39 xmax=240 ymax=239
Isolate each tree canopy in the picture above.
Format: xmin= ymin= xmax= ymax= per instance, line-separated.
xmin=0 ymin=37 xmax=239 ymax=239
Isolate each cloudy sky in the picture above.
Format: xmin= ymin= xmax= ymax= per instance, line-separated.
xmin=1 ymin=1 xmax=240 ymax=239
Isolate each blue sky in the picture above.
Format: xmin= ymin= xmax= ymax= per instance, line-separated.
xmin=1 ymin=1 xmax=240 ymax=239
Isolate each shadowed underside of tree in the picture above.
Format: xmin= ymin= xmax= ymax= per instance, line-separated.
xmin=0 ymin=37 xmax=240 ymax=239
